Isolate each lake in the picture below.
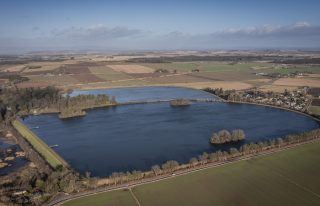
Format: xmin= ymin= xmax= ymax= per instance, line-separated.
xmin=23 ymin=87 xmax=319 ymax=177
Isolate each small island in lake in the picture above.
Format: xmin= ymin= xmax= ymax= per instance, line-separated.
xmin=59 ymin=109 xmax=86 ymax=119
xmin=170 ymin=99 xmax=191 ymax=107
xmin=210 ymin=129 xmax=246 ymax=144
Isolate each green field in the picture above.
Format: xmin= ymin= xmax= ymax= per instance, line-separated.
xmin=63 ymin=142 xmax=320 ymax=206
xmin=12 ymin=120 xmax=68 ymax=168
xmin=145 ymin=62 xmax=271 ymax=73
xmin=63 ymin=190 xmax=137 ymax=206
xmin=309 ymin=106 xmax=320 ymax=115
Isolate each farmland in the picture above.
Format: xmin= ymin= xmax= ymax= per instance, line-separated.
xmin=308 ymin=106 xmax=320 ymax=115
xmin=1 ymin=51 xmax=320 ymax=206
xmin=62 ymin=190 xmax=137 ymax=206
xmin=62 ymin=141 xmax=320 ymax=206
xmin=0 ymin=52 xmax=318 ymax=93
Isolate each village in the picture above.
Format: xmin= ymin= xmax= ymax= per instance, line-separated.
xmin=224 ymin=87 xmax=318 ymax=113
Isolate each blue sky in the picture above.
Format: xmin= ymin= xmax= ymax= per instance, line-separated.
xmin=1 ymin=0 xmax=320 ymax=53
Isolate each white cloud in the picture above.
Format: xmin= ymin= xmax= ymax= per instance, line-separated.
xmin=51 ymin=25 xmax=142 ymax=41
xmin=208 ymin=22 xmax=320 ymax=38
xmin=0 ymin=22 xmax=320 ymax=53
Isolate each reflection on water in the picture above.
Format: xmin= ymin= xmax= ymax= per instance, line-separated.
xmin=23 ymin=87 xmax=319 ymax=177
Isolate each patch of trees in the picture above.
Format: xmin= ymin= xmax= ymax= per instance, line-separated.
xmin=58 ymin=94 xmax=116 ymax=118
xmin=203 ymin=87 xmax=233 ymax=100
xmin=0 ymin=86 xmax=60 ymax=124
xmin=0 ymin=86 xmax=115 ymax=124
xmin=0 ymin=165 xmax=80 ymax=206
xmin=204 ymin=87 xmax=249 ymax=102
xmin=210 ymin=129 xmax=245 ymax=144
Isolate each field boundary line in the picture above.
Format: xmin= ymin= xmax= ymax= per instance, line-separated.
xmin=129 ymin=188 xmax=142 ymax=206
xmin=273 ymin=170 xmax=320 ymax=199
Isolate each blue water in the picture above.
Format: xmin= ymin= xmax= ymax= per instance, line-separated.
xmin=68 ymin=86 xmax=217 ymax=103
xmin=23 ymin=87 xmax=319 ymax=177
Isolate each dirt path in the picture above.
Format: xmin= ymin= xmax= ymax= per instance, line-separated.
xmin=129 ymin=188 xmax=142 ymax=206
xmin=272 ymin=170 xmax=320 ymax=199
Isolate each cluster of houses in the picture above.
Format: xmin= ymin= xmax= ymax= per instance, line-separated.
xmin=231 ymin=88 xmax=311 ymax=112
xmin=255 ymin=71 xmax=307 ymax=78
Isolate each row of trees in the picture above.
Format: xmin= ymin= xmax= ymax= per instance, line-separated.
xmin=210 ymin=129 xmax=245 ymax=144
xmin=107 ymin=160 xmax=180 ymax=186
xmin=102 ymin=129 xmax=320 ymax=187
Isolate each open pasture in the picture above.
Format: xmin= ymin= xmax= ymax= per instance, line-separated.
xmin=63 ymin=142 xmax=320 ymax=206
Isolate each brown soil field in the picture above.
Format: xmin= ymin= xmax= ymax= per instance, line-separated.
xmin=89 ymin=66 xmax=134 ymax=80
xmin=108 ymin=65 xmax=154 ymax=73
xmin=26 ymin=75 xmax=80 ymax=86
xmin=0 ymin=79 xmax=8 ymax=86
xmin=93 ymin=73 xmax=133 ymax=81
xmin=16 ymin=82 xmax=51 ymax=88
xmin=193 ymin=71 xmax=261 ymax=81
xmin=72 ymin=74 xmax=104 ymax=83
xmin=273 ymin=77 xmax=320 ymax=87
xmin=3 ymin=65 xmax=26 ymax=72
xmin=127 ymin=73 xmax=164 ymax=78
xmin=258 ymin=85 xmax=298 ymax=92
xmin=89 ymin=66 xmax=115 ymax=74
xmin=185 ymin=73 xmax=222 ymax=81
xmin=69 ymin=79 xmax=149 ymax=90
xmin=247 ymin=78 xmax=272 ymax=83
xmin=311 ymin=99 xmax=320 ymax=106
xmin=305 ymin=74 xmax=320 ymax=78
xmin=22 ymin=62 xmax=62 ymax=73
xmin=65 ymin=65 xmax=91 ymax=74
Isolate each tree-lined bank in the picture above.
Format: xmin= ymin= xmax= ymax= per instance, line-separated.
xmin=0 ymin=87 xmax=116 ymax=122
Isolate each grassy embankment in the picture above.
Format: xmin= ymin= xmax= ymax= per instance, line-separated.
xmin=63 ymin=141 xmax=320 ymax=206
xmin=12 ymin=119 xmax=68 ymax=169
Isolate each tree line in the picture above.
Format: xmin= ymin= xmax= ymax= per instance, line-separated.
xmin=0 ymin=86 xmax=116 ymax=124
xmin=210 ymin=129 xmax=245 ymax=144
xmin=99 ymin=129 xmax=320 ymax=187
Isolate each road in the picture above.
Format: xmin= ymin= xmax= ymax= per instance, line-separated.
xmin=47 ymin=139 xmax=320 ymax=206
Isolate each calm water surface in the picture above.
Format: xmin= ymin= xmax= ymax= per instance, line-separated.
xmin=23 ymin=87 xmax=319 ymax=177
xmin=68 ymin=87 xmax=217 ymax=103
xmin=0 ymin=139 xmax=27 ymax=176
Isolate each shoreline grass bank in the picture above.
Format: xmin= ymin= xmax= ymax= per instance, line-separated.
xmin=12 ymin=119 xmax=69 ymax=169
